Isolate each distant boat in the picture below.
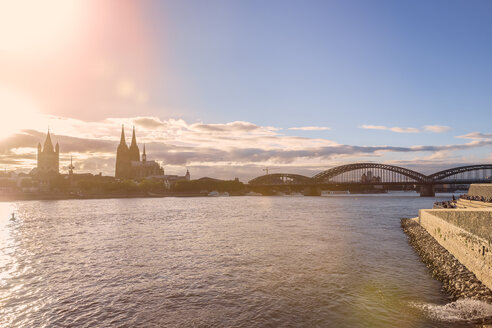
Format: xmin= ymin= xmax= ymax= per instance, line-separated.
xmin=208 ymin=191 xmax=229 ymax=197
xmin=321 ymin=190 xmax=349 ymax=195
xmin=244 ymin=191 xmax=262 ymax=196
xmin=349 ymin=189 xmax=388 ymax=194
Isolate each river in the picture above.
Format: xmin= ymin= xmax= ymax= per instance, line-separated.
xmin=1 ymin=193 xmax=491 ymax=327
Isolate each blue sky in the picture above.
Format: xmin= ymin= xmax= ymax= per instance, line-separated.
xmin=144 ymin=0 xmax=492 ymax=146
xmin=0 ymin=0 xmax=490 ymax=178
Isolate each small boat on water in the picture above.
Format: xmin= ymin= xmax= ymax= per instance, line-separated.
xmin=244 ymin=191 xmax=262 ymax=196
xmin=208 ymin=191 xmax=230 ymax=197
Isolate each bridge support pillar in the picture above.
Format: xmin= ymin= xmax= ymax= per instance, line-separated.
xmin=305 ymin=186 xmax=321 ymax=196
xmin=420 ymin=185 xmax=435 ymax=197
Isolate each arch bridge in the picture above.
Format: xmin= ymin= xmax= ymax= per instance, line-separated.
xmin=248 ymin=173 xmax=313 ymax=186
xmin=248 ymin=163 xmax=492 ymax=196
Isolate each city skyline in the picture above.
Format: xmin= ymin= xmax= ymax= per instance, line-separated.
xmin=0 ymin=0 xmax=491 ymax=180
xmin=1 ymin=117 xmax=490 ymax=181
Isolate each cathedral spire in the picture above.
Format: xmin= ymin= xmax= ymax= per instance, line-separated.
xmin=131 ymin=126 xmax=137 ymax=146
xmin=115 ymin=125 xmax=130 ymax=178
xmin=119 ymin=125 xmax=127 ymax=145
xmin=128 ymin=126 xmax=140 ymax=161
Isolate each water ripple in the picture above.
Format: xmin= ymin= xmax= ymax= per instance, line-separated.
xmin=0 ymin=194 xmax=480 ymax=327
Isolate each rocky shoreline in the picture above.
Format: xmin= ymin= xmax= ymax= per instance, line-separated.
xmin=401 ymin=218 xmax=492 ymax=303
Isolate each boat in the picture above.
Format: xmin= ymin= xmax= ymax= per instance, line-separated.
xmin=207 ymin=191 xmax=229 ymax=197
xmin=286 ymin=192 xmax=304 ymax=196
xmin=244 ymin=191 xmax=262 ymax=196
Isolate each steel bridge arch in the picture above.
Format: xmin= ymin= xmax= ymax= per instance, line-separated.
xmin=428 ymin=164 xmax=492 ymax=181
xmin=312 ymin=163 xmax=428 ymax=183
xmin=248 ymin=173 xmax=312 ymax=185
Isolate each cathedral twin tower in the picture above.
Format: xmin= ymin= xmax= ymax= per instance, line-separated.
xmin=115 ymin=125 xmax=139 ymax=178
xmin=115 ymin=125 xmax=163 ymax=179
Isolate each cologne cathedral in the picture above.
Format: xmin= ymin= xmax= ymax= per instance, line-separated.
xmin=115 ymin=126 xmax=164 ymax=179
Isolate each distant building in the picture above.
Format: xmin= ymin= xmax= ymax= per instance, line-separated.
xmin=360 ymin=171 xmax=381 ymax=183
xmin=163 ymin=169 xmax=191 ymax=189
xmin=35 ymin=130 xmax=59 ymax=175
xmin=115 ymin=126 xmax=164 ymax=180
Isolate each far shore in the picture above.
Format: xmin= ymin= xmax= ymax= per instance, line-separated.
xmin=0 ymin=192 xmax=216 ymax=202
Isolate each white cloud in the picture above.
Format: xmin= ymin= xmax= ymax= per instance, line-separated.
xmin=424 ymin=125 xmax=450 ymax=133
xmin=361 ymin=124 xmax=451 ymax=134
xmin=2 ymin=115 xmax=492 ymax=180
xmin=360 ymin=125 xmax=420 ymax=133
xmin=457 ymin=132 xmax=492 ymax=140
xmin=288 ymin=126 xmax=331 ymax=131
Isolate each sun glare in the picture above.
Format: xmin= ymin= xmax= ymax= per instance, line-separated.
xmin=0 ymin=0 xmax=86 ymax=57
xmin=0 ymin=87 xmax=41 ymax=140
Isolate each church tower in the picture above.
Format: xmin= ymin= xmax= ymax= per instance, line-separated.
xmin=115 ymin=125 xmax=130 ymax=179
xmin=36 ymin=130 xmax=60 ymax=174
xmin=128 ymin=126 xmax=140 ymax=162
xmin=142 ymin=144 xmax=147 ymax=163
xmin=114 ymin=126 xmax=163 ymax=180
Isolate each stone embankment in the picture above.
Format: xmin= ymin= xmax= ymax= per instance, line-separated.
xmin=401 ymin=218 xmax=492 ymax=303
xmin=469 ymin=184 xmax=492 ymax=199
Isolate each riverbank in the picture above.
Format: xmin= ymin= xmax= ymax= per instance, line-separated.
xmin=401 ymin=218 xmax=492 ymax=303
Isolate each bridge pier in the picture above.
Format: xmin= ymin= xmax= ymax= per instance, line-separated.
xmin=305 ymin=186 xmax=321 ymax=196
xmin=419 ymin=185 xmax=435 ymax=197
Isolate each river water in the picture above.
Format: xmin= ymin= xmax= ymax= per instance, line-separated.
xmin=1 ymin=193 xmax=491 ymax=327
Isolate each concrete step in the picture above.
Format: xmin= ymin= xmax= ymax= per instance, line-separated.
xmin=456 ymin=199 xmax=492 ymax=209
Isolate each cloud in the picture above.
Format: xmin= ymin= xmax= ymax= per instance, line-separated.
xmin=190 ymin=121 xmax=273 ymax=133
xmin=361 ymin=124 xmax=451 ymax=134
xmin=423 ymin=125 xmax=450 ymax=133
xmin=457 ymin=132 xmax=492 ymax=140
xmin=360 ymin=125 xmax=420 ymax=133
xmin=133 ymin=117 xmax=167 ymax=129
xmin=2 ymin=115 xmax=491 ymax=180
xmin=288 ymin=126 xmax=331 ymax=131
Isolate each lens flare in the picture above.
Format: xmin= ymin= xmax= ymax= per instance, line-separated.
xmin=0 ymin=87 xmax=40 ymax=140
xmin=0 ymin=0 xmax=87 ymax=57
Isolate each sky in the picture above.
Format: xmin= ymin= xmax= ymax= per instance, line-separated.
xmin=0 ymin=0 xmax=491 ymax=181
